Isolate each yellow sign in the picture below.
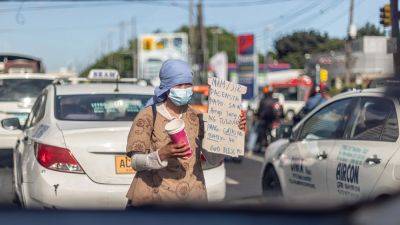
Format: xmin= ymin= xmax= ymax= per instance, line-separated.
xmin=320 ymin=69 xmax=328 ymax=83
xmin=156 ymin=38 xmax=167 ymax=49
xmin=115 ymin=155 xmax=135 ymax=174
xmin=142 ymin=37 xmax=155 ymax=51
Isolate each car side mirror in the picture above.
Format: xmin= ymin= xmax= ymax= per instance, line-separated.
xmin=1 ymin=118 xmax=22 ymax=131
xmin=277 ymin=124 xmax=293 ymax=139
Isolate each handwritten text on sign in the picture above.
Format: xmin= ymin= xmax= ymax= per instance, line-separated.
xmin=203 ymin=77 xmax=247 ymax=157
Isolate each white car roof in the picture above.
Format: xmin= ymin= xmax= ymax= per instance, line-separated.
xmin=332 ymin=88 xmax=387 ymax=99
xmin=54 ymin=83 xmax=154 ymax=96
xmin=0 ymin=73 xmax=56 ymax=80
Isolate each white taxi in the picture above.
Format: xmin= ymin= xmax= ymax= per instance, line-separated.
xmin=261 ymin=88 xmax=400 ymax=203
xmin=0 ymin=74 xmax=55 ymax=166
xmin=2 ymin=81 xmax=225 ymax=209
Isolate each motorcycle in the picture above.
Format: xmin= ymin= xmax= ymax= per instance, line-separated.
xmin=249 ymin=101 xmax=283 ymax=154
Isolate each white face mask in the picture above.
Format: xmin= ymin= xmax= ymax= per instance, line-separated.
xmin=168 ymin=87 xmax=193 ymax=106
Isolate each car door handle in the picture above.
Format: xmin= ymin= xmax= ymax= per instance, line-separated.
xmin=316 ymin=151 xmax=328 ymax=160
xmin=365 ymin=155 xmax=381 ymax=165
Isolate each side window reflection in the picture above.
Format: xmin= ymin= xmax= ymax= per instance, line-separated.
xmin=300 ymin=98 xmax=353 ymax=140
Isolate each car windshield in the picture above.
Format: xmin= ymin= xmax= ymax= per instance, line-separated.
xmin=0 ymin=79 xmax=53 ymax=102
xmin=55 ymin=94 xmax=151 ymax=121
xmin=274 ymin=87 xmax=298 ymax=101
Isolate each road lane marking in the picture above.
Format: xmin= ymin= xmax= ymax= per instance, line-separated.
xmin=245 ymin=154 xmax=264 ymax=163
xmin=226 ymin=177 xmax=239 ymax=185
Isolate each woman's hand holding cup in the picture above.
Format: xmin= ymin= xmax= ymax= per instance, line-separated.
xmin=158 ymin=142 xmax=190 ymax=161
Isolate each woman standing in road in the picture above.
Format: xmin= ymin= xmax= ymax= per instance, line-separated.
xmin=125 ymin=59 xmax=246 ymax=206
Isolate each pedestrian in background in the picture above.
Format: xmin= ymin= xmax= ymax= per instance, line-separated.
xmin=303 ymin=83 xmax=330 ymax=115
xmin=247 ymin=85 xmax=277 ymax=153
xmin=125 ymin=59 xmax=246 ymax=207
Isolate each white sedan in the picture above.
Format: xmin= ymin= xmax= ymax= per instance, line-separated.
xmin=2 ymin=82 xmax=225 ymax=209
xmin=261 ymin=88 xmax=400 ymax=203
xmin=0 ymin=74 xmax=55 ymax=166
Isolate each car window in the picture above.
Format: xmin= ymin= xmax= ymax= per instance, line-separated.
xmin=55 ymin=94 xmax=151 ymax=121
xmin=382 ymin=110 xmax=399 ymax=142
xmin=299 ymin=98 xmax=353 ymax=141
xmin=25 ymin=95 xmax=43 ymax=129
xmin=0 ymin=79 xmax=52 ymax=102
xmin=350 ymin=97 xmax=398 ymax=142
xmin=31 ymin=92 xmax=48 ymax=126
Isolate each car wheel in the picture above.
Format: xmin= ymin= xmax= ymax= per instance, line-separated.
xmin=262 ymin=166 xmax=282 ymax=197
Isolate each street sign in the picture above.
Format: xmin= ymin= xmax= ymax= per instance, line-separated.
xmin=320 ymin=69 xmax=328 ymax=83
xmin=237 ymin=34 xmax=258 ymax=100
xmin=137 ymin=33 xmax=189 ymax=80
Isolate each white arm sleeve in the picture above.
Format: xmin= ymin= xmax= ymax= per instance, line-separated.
xmin=131 ymin=150 xmax=168 ymax=171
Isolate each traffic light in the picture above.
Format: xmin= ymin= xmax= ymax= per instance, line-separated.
xmin=380 ymin=4 xmax=391 ymax=27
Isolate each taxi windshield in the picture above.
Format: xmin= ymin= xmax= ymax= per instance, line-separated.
xmin=55 ymin=94 xmax=151 ymax=121
xmin=0 ymin=79 xmax=53 ymax=102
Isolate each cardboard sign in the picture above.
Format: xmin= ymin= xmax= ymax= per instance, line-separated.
xmin=203 ymin=77 xmax=247 ymax=157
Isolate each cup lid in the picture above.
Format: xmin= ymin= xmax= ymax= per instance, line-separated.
xmin=165 ymin=119 xmax=185 ymax=134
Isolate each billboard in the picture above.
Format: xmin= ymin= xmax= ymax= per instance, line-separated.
xmin=237 ymin=34 xmax=257 ymax=100
xmin=138 ymin=33 xmax=189 ymax=80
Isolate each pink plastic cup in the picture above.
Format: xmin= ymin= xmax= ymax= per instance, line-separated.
xmin=165 ymin=119 xmax=192 ymax=159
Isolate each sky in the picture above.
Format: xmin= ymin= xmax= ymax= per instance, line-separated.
xmin=0 ymin=0 xmax=387 ymax=72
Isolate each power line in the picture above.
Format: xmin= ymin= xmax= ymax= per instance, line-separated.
xmin=273 ymin=0 xmax=344 ymax=33
xmin=253 ymin=0 xmax=351 ymax=53
xmin=0 ymin=23 xmax=118 ymax=33
xmin=316 ymin=0 xmax=365 ymax=30
xmin=202 ymin=0 xmax=300 ymax=8
xmin=235 ymin=0 xmax=321 ymax=32
xmin=0 ymin=2 xmax=131 ymax=14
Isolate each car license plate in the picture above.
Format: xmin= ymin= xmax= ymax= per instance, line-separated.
xmin=115 ymin=155 xmax=135 ymax=174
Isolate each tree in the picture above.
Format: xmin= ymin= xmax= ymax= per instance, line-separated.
xmin=80 ymin=39 xmax=137 ymax=77
xmin=274 ymin=30 xmax=344 ymax=68
xmin=175 ymin=25 xmax=237 ymax=63
xmin=356 ymin=22 xmax=385 ymax=38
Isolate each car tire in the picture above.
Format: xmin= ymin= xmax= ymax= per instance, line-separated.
xmin=262 ymin=166 xmax=282 ymax=197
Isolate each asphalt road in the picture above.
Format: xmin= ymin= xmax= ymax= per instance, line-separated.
xmin=224 ymin=153 xmax=264 ymax=201
xmin=0 ymin=153 xmax=265 ymax=207
xmin=0 ymin=167 xmax=15 ymax=206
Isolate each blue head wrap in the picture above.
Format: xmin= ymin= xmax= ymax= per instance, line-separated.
xmin=145 ymin=59 xmax=193 ymax=107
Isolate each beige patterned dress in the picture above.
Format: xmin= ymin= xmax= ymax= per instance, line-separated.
xmin=126 ymin=105 xmax=207 ymax=205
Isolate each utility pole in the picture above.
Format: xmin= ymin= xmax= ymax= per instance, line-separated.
xmin=107 ymin=32 xmax=113 ymax=67
xmin=197 ymin=0 xmax=208 ymax=81
xmin=189 ymin=0 xmax=195 ymax=64
xmin=131 ymin=16 xmax=137 ymax=79
xmin=391 ymin=0 xmax=400 ymax=75
xmin=211 ymin=28 xmax=222 ymax=56
xmin=345 ymin=0 xmax=355 ymax=86
xmin=119 ymin=21 xmax=126 ymax=49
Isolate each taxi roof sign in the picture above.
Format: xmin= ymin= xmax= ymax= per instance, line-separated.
xmin=88 ymin=69 xmax=120 ymax=80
